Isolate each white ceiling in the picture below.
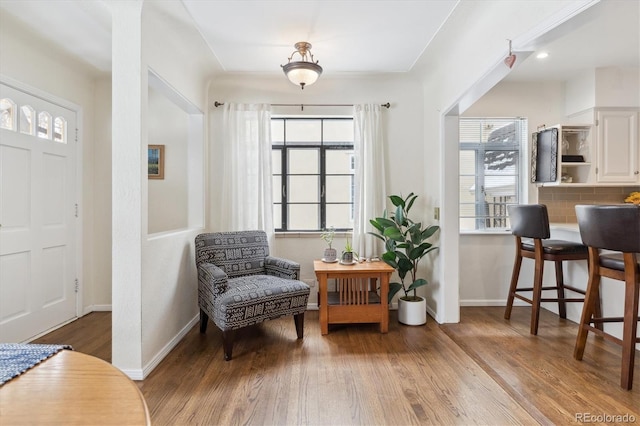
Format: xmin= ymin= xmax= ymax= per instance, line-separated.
xmin=0 ymin=0 xmax=638 ymax=82
xmin=180 ymin=0 xmax=458 ymax=74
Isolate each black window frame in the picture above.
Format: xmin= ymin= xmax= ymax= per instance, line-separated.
xmin=272 ymin=117 xmax=354 ymax=232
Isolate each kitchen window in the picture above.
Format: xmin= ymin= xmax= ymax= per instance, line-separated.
xmin=459 ymin=117 xmax=527 ymax=231
xmin=272 ymin=117 xmax=354 ymax=232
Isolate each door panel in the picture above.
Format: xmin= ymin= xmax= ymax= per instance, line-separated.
xmin=0 ymin=82 xmax=77 ymax=342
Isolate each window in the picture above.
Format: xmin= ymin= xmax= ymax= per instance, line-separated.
xmin=1 ymin=98 xmax=16 ymax=131
xmin=459 ymin=117 xmax=527 ymax=231
xmin=37 ymin=111 xmax=52 ymax=139
xmin=53 ymin=116 xmax=67 ymax=143
xmin=20 ymin=105 xmax=35 ymax=135
xmin=1 ymin=99 xmax=68 ymax=143
xmin=272 ymin=117 xmax=354 ymax=232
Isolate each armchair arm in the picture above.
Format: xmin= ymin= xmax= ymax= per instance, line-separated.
xmin=198 ymin=263 xmax=229 ymax=301
xmin=265 ymin=256 xmax=300 ymax=280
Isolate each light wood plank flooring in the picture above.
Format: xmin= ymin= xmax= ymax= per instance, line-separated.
xmin=34 ymin=307 xmax=639 ymax=425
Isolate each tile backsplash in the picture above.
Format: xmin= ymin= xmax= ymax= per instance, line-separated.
xmin=538 ymin=186 xmax=640 ymax=223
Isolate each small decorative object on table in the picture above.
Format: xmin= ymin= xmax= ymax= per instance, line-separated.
xmin=341 ymin=236 xmax=356 ymax=264
xmin=624 ymin=191 xmax=640 ymax=205
xmin=320 ymin=226 xmax=337 ymax=262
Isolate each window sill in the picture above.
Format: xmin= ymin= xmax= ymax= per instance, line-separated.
xmin=275 ymin=231 xmax=352 ymax=239
xmin=460 ymin=229 xmax=512 ymax=236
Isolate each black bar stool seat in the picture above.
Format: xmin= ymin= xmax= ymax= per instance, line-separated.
xmin=521 ymin=239 xmax=589 ymax=255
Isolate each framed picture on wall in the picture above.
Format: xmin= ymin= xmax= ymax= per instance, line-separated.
xmin=148 ymin=145 xmax=165 ymax=179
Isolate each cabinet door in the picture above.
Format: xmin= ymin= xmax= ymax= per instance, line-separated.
xmin=596 ymin=110 xmax=639 ymax=183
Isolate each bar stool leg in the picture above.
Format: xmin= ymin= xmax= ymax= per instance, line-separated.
xmin=574 ymin=263 xmax=601 ymax=361
xmin=531 ymin=241 xmax=544 ymax=335
xmin=620 ymin=255 xmax=639 ymax=390
xmin=555 ymin=261 xmax=567 ymax=319
xmin=504 ymin=245 xmax=523 ymax=320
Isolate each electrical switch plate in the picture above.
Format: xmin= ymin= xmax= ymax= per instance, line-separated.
xmin=434 ymin=207 xmax=440 ymax=220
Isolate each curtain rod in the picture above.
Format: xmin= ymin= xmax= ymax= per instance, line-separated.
xmin=213 ymin=101 xmax=390 ymax=111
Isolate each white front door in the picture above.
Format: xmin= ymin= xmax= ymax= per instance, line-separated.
xmin=0 ymin=82 xmax=78 ymax=342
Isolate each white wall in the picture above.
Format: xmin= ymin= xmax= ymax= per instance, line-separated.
xmin=208 ymin=74 xmax=430 ymax=306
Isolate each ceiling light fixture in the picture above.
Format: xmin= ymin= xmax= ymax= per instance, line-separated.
xmin=536 ymin=52 xmax=549 ymax=59
xmin=504 ymin=39 xmax=516 ymax=69
xmin=281 ymin=42 xmax=323 ymax=90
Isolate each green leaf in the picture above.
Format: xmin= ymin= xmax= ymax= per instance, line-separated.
xmin=389 ymin=195 xmax=404 ymax=208
xmin=409 ymin=242 xmax=432 ymax=259
xmin=394 ymin=205 xmax=404 ymax=226
xmin=407 ymin=278 xmax=428 ymax=292
xmin=375 ymin=217 xmax=397 ymax=229
xmin=421 ymin=225 xmax=440 ymax=240
xmin=388 ymin=283 xmax=403 ymax=302
xmin=405 ymin=194 xmax=417 ymax=212
xmin=367 ymin=231 xmax=386 ymax=242
xmin=383 ymin=227 xmax=403 ymax=242
xmin=397 ymin=258 xmax=413 ymax=274
xmin=381 ymin=252 xmax=397 ymax=268
xmin=369 ymin=219 xmax=384 ymax=233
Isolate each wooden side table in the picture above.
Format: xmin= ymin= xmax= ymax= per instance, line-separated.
xmin=313 ymin=259 xmax=394 ymax=335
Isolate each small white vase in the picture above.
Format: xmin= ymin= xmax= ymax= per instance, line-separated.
xmin=397 ymin=297 xmax=427 ymax=325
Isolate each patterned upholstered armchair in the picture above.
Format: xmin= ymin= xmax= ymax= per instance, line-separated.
xmin=195 ymin=230 xmax=310 ymax=360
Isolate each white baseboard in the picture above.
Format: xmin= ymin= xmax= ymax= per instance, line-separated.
xmin=119 ymin=367 xmax=145 ymax=381
xmin=460 ymin=299 xmax=528 ymax=307
xmin=83 ymin=304 xmax=112 ymax=315
xmin=138 ymin=314 xmax=200 ymax=380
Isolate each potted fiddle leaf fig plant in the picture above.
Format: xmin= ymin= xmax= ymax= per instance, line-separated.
xmin=320 ymin=226 xmax=337 ymax=262
xmin=369 ymin=192 xmax=440 ymax=325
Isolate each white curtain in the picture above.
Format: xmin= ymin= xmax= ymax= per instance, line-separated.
xmin=353 ymin=104 xmax=387 ymax=259
xmin=220 ymin=103 xmax=274 ymax=242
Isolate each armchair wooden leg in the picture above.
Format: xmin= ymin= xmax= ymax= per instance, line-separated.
xmin=294 ymin=313 xmax=305 ymax=339
xmin=222 ymin=330 xmax=235 ymax=361
xmin=199 ymin=310 xmax=209 ymax=333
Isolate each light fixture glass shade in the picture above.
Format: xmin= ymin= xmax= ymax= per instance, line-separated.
xmin=281 ymin=42 xmax=323 ymax=90
xmin=282 ymin=62 xmax=323 ymax=88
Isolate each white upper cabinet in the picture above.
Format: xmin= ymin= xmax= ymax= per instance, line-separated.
xmin=595 ymin=109 xmax=639 ymax=183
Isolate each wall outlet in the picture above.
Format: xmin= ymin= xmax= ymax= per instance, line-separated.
xmin=434 ymin=207 xmax=440 ymax=220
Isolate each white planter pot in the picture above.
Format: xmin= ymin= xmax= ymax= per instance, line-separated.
xmin=397 ymin=297 xmax=427 ymax=325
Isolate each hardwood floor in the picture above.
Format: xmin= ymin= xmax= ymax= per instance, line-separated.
xmin=34 ymin=307 xmax=639 ymax=425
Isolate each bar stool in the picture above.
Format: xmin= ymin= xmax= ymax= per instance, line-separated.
xmin=574 ymin=204 xmax=640 ymax=390
xmin=504 ymin=204 xmax=597 ymax=335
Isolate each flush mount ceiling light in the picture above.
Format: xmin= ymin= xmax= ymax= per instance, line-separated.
xmin=281 ymin=42 xmax=323 ymax=90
